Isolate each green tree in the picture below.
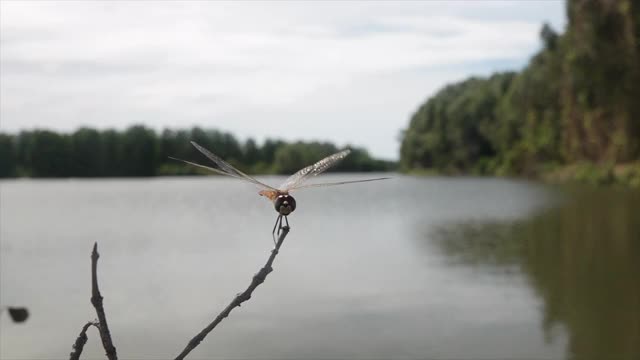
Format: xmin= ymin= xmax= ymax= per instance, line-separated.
xmin=70 ymin=128 xmax=104 ymax=177
xmin=242 ymin=138 xmax=260 ymax=165
xmin=0 ymin=134 xmax=16 ymax=177
xmin=101 ymin=129 xmax=124 ymax=176
xmin=561 ymin=0 xmax=640 ymax=162
xmin=261 ymin=139 xmax=286 ymax=165
xmin=121 ymin=125 xmax=157 ymax=176
xmin=1 ymin=127 xmax=392 ymax=177
xmin=400 ymin=0 xmax=640 ymax=179
xmin=28 ymin=130 xmax=72 ymax=177
xmin=400 ymin=73 xmax=514 ymax=174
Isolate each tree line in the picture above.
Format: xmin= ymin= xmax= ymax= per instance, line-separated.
xmin=0 ymin=126 xmax=394 ymax=178
xmin=400 ymin=0 xmax=640 ymax=184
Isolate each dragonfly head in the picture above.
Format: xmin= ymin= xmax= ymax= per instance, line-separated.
xmin=274 ymin=194 xmax=296 ymax=216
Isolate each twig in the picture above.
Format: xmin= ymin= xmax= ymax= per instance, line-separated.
xmin=174 ymin=226 xmax=291 ymax=360
xmin=91 ymin=242 xmax=118 ymax=360
xmin=69 ymin=321 xmax=98 ymax=360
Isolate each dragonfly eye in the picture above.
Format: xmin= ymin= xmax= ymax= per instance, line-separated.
xmin=274 ymin=195 xmax=296 ymax=215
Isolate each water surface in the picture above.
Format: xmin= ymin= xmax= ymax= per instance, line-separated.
xmin=1 ymin=175 xmax=638 ymax=359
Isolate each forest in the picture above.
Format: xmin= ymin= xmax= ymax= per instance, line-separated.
xmin=0 ymin=126 xmax=394 ymax=178
xmin=399 ymin=0 xmax=640 ymax=186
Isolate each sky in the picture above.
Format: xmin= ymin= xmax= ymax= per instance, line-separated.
xmin=0 ymin=1 xmax=565 ymax=160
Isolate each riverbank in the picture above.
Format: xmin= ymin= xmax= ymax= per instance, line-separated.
xmin=407 ymin=162 xmax=640 ymax=189
xmin=541 ymin=162 xmax=640 ymax=188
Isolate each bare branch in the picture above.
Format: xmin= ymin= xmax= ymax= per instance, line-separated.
xmin=174 ymin=226 xmax=291 ymax=360
xmin=69 ymin=321 xmax=98 ymax=360
xmin=91 ymin=242 xmax=118 ymax=360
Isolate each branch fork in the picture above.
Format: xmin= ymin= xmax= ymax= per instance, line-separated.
xmin=70 ymin=226 xmax=291 ymax=360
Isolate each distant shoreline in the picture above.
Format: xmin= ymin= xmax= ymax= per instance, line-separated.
xmin=406 ymin=163 xmax=640 ymax=188
xmin=0 ymin=126 xmax=397 ymax=178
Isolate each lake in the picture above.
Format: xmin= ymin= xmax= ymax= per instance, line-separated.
xmin=1 ymin=175 xmax=638 ymax=359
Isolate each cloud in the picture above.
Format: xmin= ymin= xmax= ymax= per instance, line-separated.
xmin=0 ymin=1 xmax=565 ymax=159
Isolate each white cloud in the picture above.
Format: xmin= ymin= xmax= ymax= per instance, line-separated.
xmin=0 ymin=1 xmax=565 ymax=159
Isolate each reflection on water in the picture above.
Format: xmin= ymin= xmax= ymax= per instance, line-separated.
xmin=431 ymin=187 xmax=640 ymax=360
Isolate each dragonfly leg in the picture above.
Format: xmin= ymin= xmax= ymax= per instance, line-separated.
xmin=283 ymin=215 xmax=290 ymax=229
xmin=272 ymin=215 xmax=282 ymax=245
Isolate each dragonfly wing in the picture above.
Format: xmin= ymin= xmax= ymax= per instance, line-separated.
xmin=278 ymin=149 xmax=351 ymax=191
xmin=190 ymin=141 xmax=278 ymax=191
xmin=289 ymin=177 xmax=390 ymax=191
xmin=169 ymin=157 xmax=248 ymax=180
xmin=190 ymin=141 xmax=244 ymax=177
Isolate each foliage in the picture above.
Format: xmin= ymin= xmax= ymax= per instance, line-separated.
xmin=399 ymin=0 xmax=640 ymax=185
xmin=400 ymin=73 xmax=515 ymax=173
xmin=0 ymin=134 xmax=17 ymax=177
xmin=0 ymin=126 xmax=393 ymax=178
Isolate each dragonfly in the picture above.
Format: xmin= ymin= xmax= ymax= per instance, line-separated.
xmin=171 ymin=141 xmax=390 ymax=243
